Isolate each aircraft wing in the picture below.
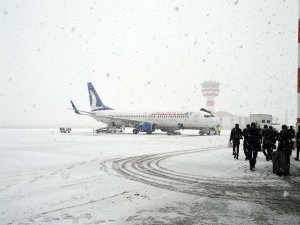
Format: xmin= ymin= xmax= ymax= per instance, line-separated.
xmin=70 ymin=100 xmax=141 ymax=126
xmin=93 ymin=114 xmax=140 ymax=127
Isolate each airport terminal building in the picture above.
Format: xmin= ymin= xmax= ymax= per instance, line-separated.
xmin=214 ymin=111 xmax=276 ymax=129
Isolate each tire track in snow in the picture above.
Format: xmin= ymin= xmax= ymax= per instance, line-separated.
xmin=112 ymin=146 xmax=300 ymax=212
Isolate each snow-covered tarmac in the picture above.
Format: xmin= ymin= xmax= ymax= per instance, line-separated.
xmin=0 ymin=129 xmax=299 ymax=225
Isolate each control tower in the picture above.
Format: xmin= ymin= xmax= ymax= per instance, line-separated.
xmin=201 ymin=81 xmax=220 ymax=112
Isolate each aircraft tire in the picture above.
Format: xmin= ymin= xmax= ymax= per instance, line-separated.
xmin=133 ymin=129 xmax=139 ymax=134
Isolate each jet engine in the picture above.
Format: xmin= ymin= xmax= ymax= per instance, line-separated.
xmin=134 ymin=122 xmax=156 ymax=134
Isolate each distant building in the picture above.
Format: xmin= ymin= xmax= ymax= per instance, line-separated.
xmin=249 ymin=114 xmax=272 ymax=128
xmin=214 ymin=112 xmax=278 ymax=129
xmin=214 ymin=111 xmax=249 ymax=129
xmin=201 ymin=81 xmax=278 ymax=129
xmin=214 ymin=111 xmax=283 ymax=130
xmin=272 ymin=117 xmax=279 ymax=124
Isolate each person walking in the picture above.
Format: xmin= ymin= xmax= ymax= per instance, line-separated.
xmin=262 ymin=125 xmax=274 ymax=161
xmin=249 ymin=122 xmax=261 ymax=170
xmin=270 ymin=126 xmax=278 ymax=151
xmin=295 ymin=126 xmax=300 ymax=160
xmin=294 ymin=126 xmax=300 ymax=161
xmin=242 ymin=124 xmax=251 ymax=160
xmin=216 ymin=125 xmax=221 ymax=136
xmin=289 ymin=126 xmax=296 ymax=139
xmin=289 ymin=126 xmax=296 ymax=154
xmin=276 ymin=125 xmax=292 ymax=175
xmin=229 ymin=124 xmax=243 ymax=160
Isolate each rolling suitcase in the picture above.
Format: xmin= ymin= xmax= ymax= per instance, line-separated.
xmin=273 ymin=151 xmax=289 ymax=175
xmin=272 ymin=151 xmax=279 ymax=174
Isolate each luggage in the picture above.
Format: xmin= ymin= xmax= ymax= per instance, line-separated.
xmin=272 ymin=151 xmax=289 ymax=175
xmin=272 ymin=151 xmax=278 ymax=173
xmin=227 ymin=142 xmax=233 ymax=148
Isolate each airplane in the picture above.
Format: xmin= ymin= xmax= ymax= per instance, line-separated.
xmin=70 ymin=82 xmax=220 ymax=135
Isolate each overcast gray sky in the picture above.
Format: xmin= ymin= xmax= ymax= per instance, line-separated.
xmin=0 ymin=0 xmax=298 ymax=128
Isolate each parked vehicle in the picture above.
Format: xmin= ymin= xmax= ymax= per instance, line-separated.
xmin=59 ymin=127 xmax=71 ymax=133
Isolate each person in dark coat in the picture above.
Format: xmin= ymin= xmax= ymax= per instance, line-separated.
xmin=295 ymin=126 xmax=300 ymax=161
xmin=278 ymin=125 xmax=292 ymax=170
xmin=261 ymin=125 xmax=274 ymax=161
xmin=257 ymin=125 xmax=263 ymax=150
xmin=261 ymin=125 xmax=268 ymax=159
xmin=229 ymin=124 xmax=243 ymax=159
xmin=289 ymin=126 xmax=296 ymax=139
xmin=289 ymin=126 xmax=296 ymax=153
xmin=249 ymin=122 xmax=261 ymax=170
xmin=242 ymin=124 xmax=251 ymax=160
xmin=270 ymin=126 xmax=278 ymax=150
xmin=269 ymin=126 xmax=277 ymax=159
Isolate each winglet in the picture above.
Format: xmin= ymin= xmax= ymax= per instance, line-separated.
xmin=70 ymin=100 xmax=80 ymax=114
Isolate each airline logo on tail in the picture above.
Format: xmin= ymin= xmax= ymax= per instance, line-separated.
xmin=87 ymin=82 xmax=113 ymax=111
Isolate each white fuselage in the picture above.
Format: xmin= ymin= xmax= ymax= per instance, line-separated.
xmin=90 ymin=110 xmax=219 ymax=130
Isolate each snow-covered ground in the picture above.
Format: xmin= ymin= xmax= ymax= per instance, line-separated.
xmin=0 ymin=129 xmax=299 ymax=225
